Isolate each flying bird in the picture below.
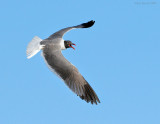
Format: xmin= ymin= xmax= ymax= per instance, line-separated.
xmin=26 ymin=20 xmax=100 ymax=104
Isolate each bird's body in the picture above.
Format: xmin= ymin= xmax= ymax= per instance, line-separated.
xmin=41 ymin=38 xmax=65 ymax=50
xmin=26 ymin=20 xmax=100 ymax=104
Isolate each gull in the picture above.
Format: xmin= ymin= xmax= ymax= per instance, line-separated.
xmin=26 ymin=20 xmax=100 ymax=104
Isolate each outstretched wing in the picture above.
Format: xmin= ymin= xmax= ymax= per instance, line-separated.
xmin=48 ymin=20 xmax=95 ymax=39
xmin=42 ymin=44 xmax=100 ymax=104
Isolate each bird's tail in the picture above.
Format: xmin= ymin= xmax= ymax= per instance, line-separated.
xmin=26 ymin=36 xmax=43 ymax=59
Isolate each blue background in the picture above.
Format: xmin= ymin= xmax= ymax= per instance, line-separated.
xmin=0 ymin=0 xmax=160 ymax=124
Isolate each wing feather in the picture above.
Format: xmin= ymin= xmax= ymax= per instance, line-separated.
xmin=42 ymin=44 xmax=100 ymax=104
xmin=48 ymin=20 xmax=95 ymax=39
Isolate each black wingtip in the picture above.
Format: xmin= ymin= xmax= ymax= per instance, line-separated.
xmin=81 ymin=20 xmax=95 ymax=28
xmin=80 ymin=83 xmax=100 ymax=105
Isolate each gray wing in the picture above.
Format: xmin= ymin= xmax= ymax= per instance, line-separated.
xmin=42 ymin=44 xmax=100 ymax=104
xmin=48 ymin=20 xmax=95 ymax=39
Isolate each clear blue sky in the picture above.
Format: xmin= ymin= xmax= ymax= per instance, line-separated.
xmin=0 ymin=0 xmax=160 ymax=124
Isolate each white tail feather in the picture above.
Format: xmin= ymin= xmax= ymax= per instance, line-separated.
xmin=26 ymin=36 xmax=42 ymax=59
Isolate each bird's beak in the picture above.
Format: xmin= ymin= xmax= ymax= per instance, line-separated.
xmin=70 ymin=43 xmax=76 ymax=50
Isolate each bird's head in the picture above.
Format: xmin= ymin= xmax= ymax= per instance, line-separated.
xmin=64 ymin=40 xmax=76 ymax=50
